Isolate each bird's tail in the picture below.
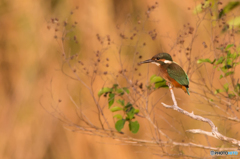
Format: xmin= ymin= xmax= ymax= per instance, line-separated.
xmin=186 ymin=87 xmax=190 ymax=95
xmin=182 ymin=86 xmax=190 ymax=95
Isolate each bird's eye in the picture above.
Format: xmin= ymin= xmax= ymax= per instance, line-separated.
xmin=156 ymin=57 xmax=160 ymax=60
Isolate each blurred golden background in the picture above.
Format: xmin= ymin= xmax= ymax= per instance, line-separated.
xmin=1 ymin=0 xmax=240 ymax=158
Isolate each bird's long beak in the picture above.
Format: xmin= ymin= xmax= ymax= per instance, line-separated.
xmin=138 ymin=59 xmax=154 ymax=65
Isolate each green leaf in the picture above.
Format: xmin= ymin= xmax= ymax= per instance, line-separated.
xmin=112 ymin=84 xmax=118 ymax=89
xmin=125 ymin=102 xmax=132 ymax=109
xmin=214 ymin=89 xmax=224 ymax=94
xmin=232 ymin=52 xmax=240 ymax=60
xmin=113 ymin=114 xmax=122 ymax=119
xmin=215 ymin=56 xmax=225 ymax=65
xmin=150 ymin=74 xmax=156 ymax=81
xmin=134 ymin=109 xmax=139 ymax=114
xmin=228 ymin=94 xmax=236 ymax=98
xmin=211 ymin=59 xmax=216 ymax=64
xmin=225 ymin=44 xmax=234 ymax=50
xmin=117 ymin=99 xmax=125 ymax=106
xmin=116 ymin=88 xmax=124 ymax=95
xmin=224 ymin=65 xmax=232 ymax=69
xmin=110 ymin=106 xmax=123 ymax=112
xmin=224 ymin=83 xmax=229 ymax=92
xmin=237 ymin=83 xmax=240 ymax=88
xmin=233 ymin=62 xmax=240 ymax=66
xmin=150 ymin=75 xmax=164 ymax=83
xmin=150 ymin=75 xmax=167 ymax=88
xmin=197 ymin=58 xmax=213 ymax=64
xmin=123 ymin=87 xmax=130 ymax=94
xmin=115 ymin=119 xmax=125 ymax=132
xmin=225 ymin=71 xmax=234 ymax=77
xmin=129 ymin=121 xmax=140 ymax=133
xmin=219 ymin=74 xmax=223 ymax=79
xmin=219 ymin=2 xmax=240 ymax=18
xmin=98 ymin=87 xmax=112 ymax=97
xmin=108 ymin=93 xmax=115 ymax=108
xmin=193 ymin=1 xmax=210 ymax=14
xmin=209 ymin=99 xmax=213 ymax=102
xmin=126 ymin=107 xmax=135 ymax=120
xmin=226 ymin=58 xmax=233 ymax=65
xmin=228 ymin=16 xmax=240 ymax=30
xmin=227 ymin=51 xmax=232 ymax=59
xmin=155 ymin=81 xmax=168 ymax=88
xmin=220 ymin=66 xmax=228 ymax=73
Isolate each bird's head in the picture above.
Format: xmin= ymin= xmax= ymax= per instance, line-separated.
xmin=139 ymin=53 xmax=173 ymax=66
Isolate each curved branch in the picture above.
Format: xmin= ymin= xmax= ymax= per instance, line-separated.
xmin=162 ymin=84 xmax=240 ymax=147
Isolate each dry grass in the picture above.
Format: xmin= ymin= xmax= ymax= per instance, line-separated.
xmin=0 ymin=0 xmax=240 ymax=158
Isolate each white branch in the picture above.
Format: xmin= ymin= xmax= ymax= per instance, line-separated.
xmin=162 ymin=84 xmax=240 ymax=147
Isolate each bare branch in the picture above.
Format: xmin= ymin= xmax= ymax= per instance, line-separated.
xmin=162 ymin=84 xmax=240 ymax=147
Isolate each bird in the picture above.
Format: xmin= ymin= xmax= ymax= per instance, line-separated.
xmin=139 ymin=53 xmax=190 ymax=95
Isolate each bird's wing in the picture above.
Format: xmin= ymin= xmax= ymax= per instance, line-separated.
xmin=167 ymin=63 xmax=189 ymax=86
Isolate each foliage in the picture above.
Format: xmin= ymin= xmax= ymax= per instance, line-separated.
xmin=194 ymin=1 xmax=240 ymax=31
xmin=98 ymin=75 xmax=169 ymax=133
xmin=98 ymin=84 xmax=140 ymax=133
xmin=219 ymin=1 xmax=240 ymax=18
xmin=149 ymin=74 xmax=168 ymax=89
xmin=197 ymin=44 xmax=240 ymax=97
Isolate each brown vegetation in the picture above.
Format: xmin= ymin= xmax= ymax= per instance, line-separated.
xmin=0 ymin=0 xmax=240 ymax=158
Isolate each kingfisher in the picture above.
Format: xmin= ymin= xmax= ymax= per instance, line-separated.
xmin=139 ymin=53 xmax=190 ymax=95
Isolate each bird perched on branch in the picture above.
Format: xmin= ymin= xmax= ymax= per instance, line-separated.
xmin=139 ymin=53 xmax=190 ymax=95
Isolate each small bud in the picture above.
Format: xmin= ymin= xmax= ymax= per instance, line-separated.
xmin=78 ymin=60 xmax=84 ymax=65
xmin=139 ymin=83 xmax=143 ymax=89
xmin=64 ymin=21 xmax=67 ymax=26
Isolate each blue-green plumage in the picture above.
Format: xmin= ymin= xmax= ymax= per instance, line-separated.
xmin=139 ymin=53 xmax=190 ymax=95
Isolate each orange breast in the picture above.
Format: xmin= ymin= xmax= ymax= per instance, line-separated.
xmin=158 ymin=66 xmax=188 ymax=93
